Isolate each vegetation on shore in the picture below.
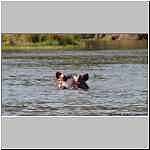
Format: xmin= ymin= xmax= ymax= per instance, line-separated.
xmin=1 ymin=33 xmax=148 ymax=51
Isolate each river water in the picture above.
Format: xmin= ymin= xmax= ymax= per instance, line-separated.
xmin=2 ymin=49 xmax=148 ymax=116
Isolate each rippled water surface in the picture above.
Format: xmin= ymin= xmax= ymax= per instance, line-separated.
xmin=2 ymin=49 xmax=148 ymax=116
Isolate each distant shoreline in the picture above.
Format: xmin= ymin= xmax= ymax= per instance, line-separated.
xmin=2 ymin=33 xmax=148 ymax=52
xmin=1 ymin=42 xmax=148 ymax=52
xmin=2 ymin=48 xmax=148 ymax=52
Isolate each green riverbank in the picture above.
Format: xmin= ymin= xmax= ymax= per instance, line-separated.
xmin=2 ymin=40 xmax=148 ymax=52
xmin=1 ymin=33 xmax=148 ymax=52
xmin=2 ymin=45 xmax=83 ymax=52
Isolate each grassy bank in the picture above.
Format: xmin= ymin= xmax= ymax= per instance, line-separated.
xmin=2 ymin=40 xmax=148 ymax=52
xmin=2 ymin=45 xmax=83 ymax=52
xmin=1 ymin=33 xmax=148 ymax=52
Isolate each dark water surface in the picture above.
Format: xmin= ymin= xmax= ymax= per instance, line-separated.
xmin=2 ymin=49 xmax=148 ymax=116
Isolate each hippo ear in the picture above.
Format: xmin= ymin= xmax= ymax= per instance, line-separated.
xmin=56 ymin=72 xmax=61 ymax=79
xmin=83 ymin=73 xmax=89 ymax=81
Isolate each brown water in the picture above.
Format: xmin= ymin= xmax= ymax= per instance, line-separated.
xmin=1 ymin=49 xmax=148 ymax=116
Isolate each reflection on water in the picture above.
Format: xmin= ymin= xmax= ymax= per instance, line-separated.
xmin=2 ymin=49 xmax=148 ymax=116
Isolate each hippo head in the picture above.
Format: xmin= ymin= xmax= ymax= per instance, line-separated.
xmin=74 ymin=73 xmax=89 ymax=90
xmin=56 ymin=72 xmax=89 ymax=90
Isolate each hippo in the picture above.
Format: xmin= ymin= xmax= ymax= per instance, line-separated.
xmin=55 ymin=72 xmax=89 ymax=90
